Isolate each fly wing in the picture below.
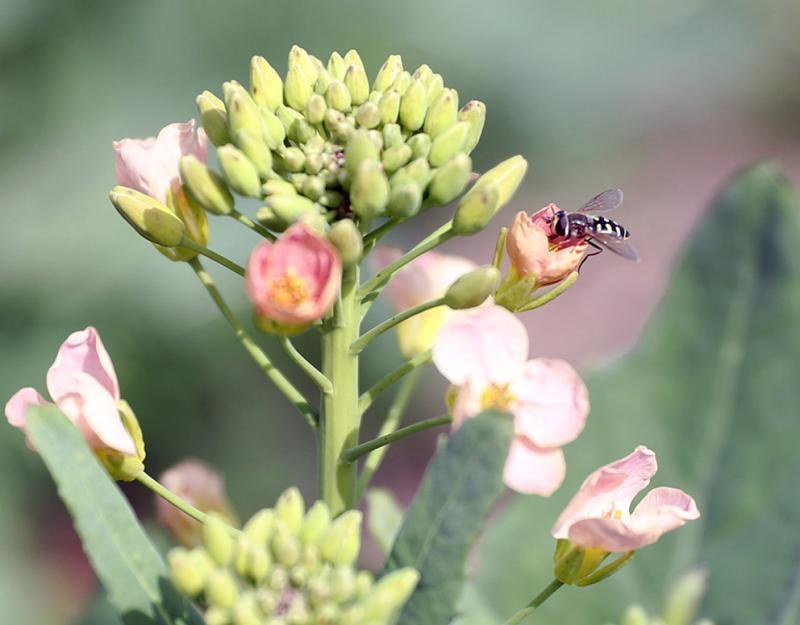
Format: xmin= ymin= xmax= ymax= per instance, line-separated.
xmin=579 ymin=189 xmax=624 ymax=213
xmin=590 ymin=232 xmax=640 ymax=261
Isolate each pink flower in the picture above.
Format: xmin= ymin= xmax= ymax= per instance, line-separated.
xmin=4 ymin=327 xmax=137 ymax=456
xmin=433 ymin=305 xmax=589 ymax=495
xmin=246 ymin=223 xmax=342 ymax=330
xmin=375 ymin=247 xmax=476 ymax=357
xmin=506 ymin=205 xmax=587 ymax=286
xmin=114 ymin=120 xmax=208 ymax=203
xmin=552 ymin=446 xmax=700 ymax=552
xmin=156 ymin=459 xmax=237 ymax=546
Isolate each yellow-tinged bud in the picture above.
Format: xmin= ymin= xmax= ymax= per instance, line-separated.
xmin=248 ymin=544 xmax=272 ymax=583
xmin=204 ymin=607 xmax=229 ymax=625
xmin=381 ymin=144 xmax=413 ymax=174
xmin=315 ymin=68 xmax=332 ymax=95
xmin=319 ymin=510 xmax=362 ymax=566
xmin=399 ymin=79 xmax=428 ymax=131
xmin=444 ymin=266 xmax=501 ymax=309
xmin=232 ymin=593 xmax=263 ymax=625
xmin=424 ymin=88 xmax=458 ymax=137
xmin=344 ymin=129 xmax=379 ymax=175
xmin=391 ymin=157 xmax=432 ymax=190
xmin=96 ymin=399 xmax=146 ymax=480
xmin=301 ymin=175 xmax=325 ymax=201
xmin=387 ymin=182 xmax=423 ymax=219
xmin=327 ymin=219 xmax=363 ymax=267
xmin=344 ymin=65 xmax=369 ymax=106
xmin=276 ymin=104 xmax=305 ymax=133
xmin=224 ymin=81 xmax=263 ymax=145
xmin=180 ymin=155 xmax=234 ymax=215
xmin=218 ymin=144 xmax=262 ymax=197
xmin=280 ymin=146 xmax=306 ymax=172
xmin=428 ymin=153 xmax=472 ymax=204
xmin=355 ymin=571 xmax=374 ymax=598
xmin=285 ymin=66 xmax=314 ymax=111
xmin=288 ymin=45 xmax=319 ymax=85
xmin=413 ymin=64 xmax=433 ymax=84
xmin=350 ymin=160 xmax=389 ymax=220
xmin=207 ymin=569 xmax=239 ymax=609
xmin=305 ymin=93 xmax=327 ymax=125
xmin=382 ymin=123 xmax=403 ymax=149
xmin=251 ymin=56 xmax=283 ymax=112
xmin=367 ymin=129 xmax=383 ymax=151
xmin=343 ymin=49 xmax=365 ymax=72
xmin=196 ymin=91 xmax=230 ymax=146
xmin=244 ymin=509 xmax=277 ymax=545
xmin=458 ymin=100 xmax=486 ymax=153
xmin=109 ymin=186 xmax=185 ymax=247
xmin=327 ymin=51 xmax=347 ymax=80
xmin=268 ymin=194 xmax=319 ymax=226
xmin=263 ymin=179 xmax=296 ymax=196
xmin=407 ymin=133 xmax=432 ymax=160
xmin=319 ymin=190 xmax=345 ymax=208
xmin=452 ymin=182 xmax=500 ymax=235
xmin=237 ymin=129 xmax=273 ymax=178
xmin=429 ymin=121 xmax=469 ymax=167
xmin=392 ymin=70 xmax=412 ymax=95
xmin=204 ymin=514 xmax=235 ymax=566
xmin=622 ymin=605 xmax=650 ymax=625
xmin=288 ymin=119 xmax=316 ymax=144
xmin=471 ymin=154 xmax=528 ymax=208
xmin=373 ymin=55 xmax=403 ymax=91
xmin=275 ymin=487 xmax=305 ymax=535
xmin=155 ymin=187 xmax=207 ymax=262
xmin=426 ymin=73 xmax=445 ymax=104
xmin=271 ymin=523 xmax=301 ymax=567
xmin=329 ymin=566 xmax=357 ymax=603
xmin=378 ymin=89 xmax=401 ymax=125
xmin=168 ymin=548 xmax=205 ymax=597
xmin=355 ymin=101 xmax=380 ymax=129
xmin=259 ymin=107 xmax=286 ymax=150
xmin=325 ymin=80 xmax=352 ymax=113
xmin=358 ymin=568 xmax=420 ymax=622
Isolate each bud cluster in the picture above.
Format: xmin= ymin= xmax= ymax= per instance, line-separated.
xmin=168 ymin=488 xmax=419 ymax=625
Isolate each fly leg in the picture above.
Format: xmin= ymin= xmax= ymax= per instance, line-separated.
xmin=578 ymin=239 xmax=603 ymax=272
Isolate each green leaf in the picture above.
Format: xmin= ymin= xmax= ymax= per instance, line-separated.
xmin=384 ymin=410 xmax=514 ymax=625
xmin=366 ymin=488 xmax=404 ymax=556
xmin=465 ymin=163 xmax=800 ymax=625
xmin=26 ymin=405 xmax=203 ymax=625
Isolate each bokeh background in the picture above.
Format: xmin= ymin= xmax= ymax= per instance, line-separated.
xmin=2 ymin=1 xmax=800 ymax=623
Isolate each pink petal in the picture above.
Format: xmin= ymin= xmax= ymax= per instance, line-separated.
xmin=511 ymin=358 xmax=589 ymax=448
xmin=630 ymin=486 xmax=700 ymax=534
xmin=5 ymin=387 xmax=47 ymax=430
xmin=566 ymin=516 xmax=653 ymax=551
xmin=47 ymin=327 xmax=119 ymax=404
xmin=450 ymin=381 xmax=483 ymax=426
xmin=551 ymin=446 xmax=657 ymax=539
xmin=503 ymin=437 xmax=566 ymax=496
xmin=433 ymin=305 xmax=528 ymax=387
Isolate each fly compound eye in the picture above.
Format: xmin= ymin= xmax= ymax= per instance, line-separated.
xmin=554 ymin=213 xmax=569 ymax=237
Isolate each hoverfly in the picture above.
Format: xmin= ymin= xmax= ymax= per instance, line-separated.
xmin=549 ymin=189 xmax=640 ymax=263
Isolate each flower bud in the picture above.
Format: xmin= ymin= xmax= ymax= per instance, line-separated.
xmin=237 ymin=129 xmax=274 ymax=178
xmin=218 ymin=144 xmax=263 ymax=198
xmin=452 ymin=182 xmax=500 ymax=235
xmin=259 ymin=107 xmax=286 ymax=150
xmin=288 ymin=119 xmax=316 ymax=144
xmin=357 ymin=568 xmax=420 ymax=623
xmin=155 ymin=187 xmax=208 ymax=262
xmin=256 ymin=206 xmax=285 ymax=231
xmin=271 ymin=523 xmax=301 ymax=567
xmin=325 ymin=80 xmax=352 ymax=113
xmin=285 ymin=66 xmax=314 ymax=111
xmin=196 ymin=91 xmax=230 ymax=146
xmin=305 ymin=93 xmax=327 ymax=125
xmin=344 ymin=65 xmax=369 ymax=106
xmin=327 ymin=51 xmax=347 ymax=80
xmin=250 ymin=55 xmax=283 ymax=111
xmin=266 ymin=194 xmax=319 ymax=228
xmin=399 ymin=79 xmax=428 ymax=131
xmin=204 ymin=514 xmax=235 ymax=566
xmin=244 ymin=508 xmax=277 ymax=545
xmin=168 ymin=548 xmax=206 ymax=597
xmin=444 ymin=265 xmax=500 ymax=309
xmin=224 ymin=81 xmax=264 ymax=145
xmin=382 ymin=123 xmax=403 ymax=149
xmin=207 ymin=569 xmax=239 ymax=609
xmin=622 ymin=605 xmax=650 ymax=625
xmin=373 ymin=55 xmax=403 ymax=91
xmin=179 ymin=155 xmax=234 ymax=215
xmin=319 ymin=510 xmax=361 ymax=566
xmin=471 ymin=154 xmax=528 ymax=209
xmin=429 ymin=121 xmax=469 ymax=167
xmin=94 ymin=399 xmax=147 ymax=480
xmin=407 ymin=133 xmax=432 ymax=160
xmin=413 ymin=64 xmax=433 ymax=83
xmin=344 ymin=129 xmax=379 ymax=175
xmin=204 ymin=607 xmax=230 ymax=625
xmin=387 ymin=183 xmax=423 ymax=219
xmin=263 ymin=179 xmax=296 ymax=196
xmin=276 ymin=104 xmax=305 ymax=133
xmin=301 ymin=175 xmax=325 ymax=201
xmin=319 ymin=190 xmax=345 ymax=208
xmin=424 ymin=88 xmax=458 ymax=137
xmin=327 ymin=219 xmax=363 ymax=267
xmin=392 ymin=70 xmax=412 ymax=95
xmin=288 ymin=45 xmax=319 ymax=85
xmin=350 ymin=160 xmax=390 ymax=220
xmin=344 ymin=49 xmax=365 ymax=71
xmin=275 ymin=487 xmax=305 ymax=535
xmin=315 ymin=67 xmax=332 ymax=95
xmin=391 ymin=157 xmax=432 ymax=190
xmin=428 ymin=153 xmax=472 ymax=204
xmin=426 ymin=73 xmax=445 ymax=103
xmin=459 ymin=100 xmax=486 ymax=153
xmin=109 ymin=186 xmax=185 ymax=247
xmin=232 ymin=593 xmax=263 ymax=625
xmin=381 ymin=144 xmax=413 ymax=174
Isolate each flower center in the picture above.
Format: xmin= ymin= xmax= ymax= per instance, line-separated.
xmin=269 ymin=267 xmax=311 ymax=308
xmin=480 ymin=383 xmax=516 ymax=410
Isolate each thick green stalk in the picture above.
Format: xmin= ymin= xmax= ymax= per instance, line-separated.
xmin=319 ymin=266 xmax=361 ymax=515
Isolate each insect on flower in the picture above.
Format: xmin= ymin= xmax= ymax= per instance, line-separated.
xmin=548 ymin=189 xmax=640 ymax=264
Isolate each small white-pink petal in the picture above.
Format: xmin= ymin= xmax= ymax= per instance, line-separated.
xmin=503 ymin=437 xmax=566 ymax=496
xmin=47 ymin=327 xmax=120 ymax=404
xmin=4 ymin=387 xmax=47 ymax=430
xmin=630 ymin=486 xmax=700 ymax=534
xmin=567 ymin=516 xmax=654 ymax=552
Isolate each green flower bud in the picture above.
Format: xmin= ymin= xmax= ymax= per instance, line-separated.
xmin=391 ymin=157 xmax=432 ymax=190
xmin=180 ymin=155 xmax=235 ymax=215
xmin=452 ymin=182 xmax=500 ymax=235
xmin=426 ymin=73 xmax=445 ymax=104
xmin=344 ymin=49 xmax=365 ymax=72
xmin=218 ymin=144 xmax=263 ymax=197
xmin=251 ymin=56 xmax=283 ymax=112
xmin=424 ymin=88 xmax=458 ymax=137
xmin=325 ymin=80 xmax=352 ymax=113
xmin=256 ymin=206 xmax=285 ymax=231
xmin=285 ymin=66 xmax=314 ymax=111
xmin=329 ymin=566 xmax=356 ymax=603
xmin=300 ymin=544 xmax=322 ymax=575
xmin=382 ymin=123 xmax=403 ymax=149
xmin=205 ymin=606 xmax=230 ymax=625
xmin=234 ymin=535 xmax=253 ymax=578
xmin=622 ymin=605 xmax=650 ymax=625
xmin=367 ymin=129 xmax=383 ymax=151
xmin=357 ymin=568 xmax=420 ymax=622
xmin=429 ymin=120 xmax=469 ymax=167
xmin=327 ymin=219 xmax=363 ymax=267
xmin=301 ymin=175 xmax=325 ymax=200
xmin=319 ymin=190 xmax=345 ymax=208
xmin=288 ymin=119 xmax=317 ymax=144
xmin=268 ymin=566 xmax=289 ymax=591
xmin=272 ymin=523 xmax=301 ymax=567
xmin=263 ymin=179 xmax=297 ymax=196
xmin=291 ymin=173 xmax=309 ymax=191
xmin=109 ymin=186 xmax=185 ymax=247
xmin=275 ymin=487 xmax=305 ymax=535
xmin=169 ymin=548 xmax=205 ymax=597
xmin=327 ymin=51 xmax=347 ymax=80
xmin=381 ymin=144 xmax=413 ymax=174
xmin=232 ymin=593 xmax=263 ymax=625
xmin=268 ymin=194 xmax=319 ymax=226
xmin=377 ymin=90 xmax=401 ymax=125
xmin=387 ymin=182 xmax=423 ymax=219
xmin=244 ymin=509 xmax=277 ymax=545
xmin=285 ymin=595 xmax=311 ymax=624
xmin=304 ymin=152 xmax=323 ymax=175
xmin=248 ymin=543 xmax=272 ymax=584
xmin=350 ymin=161 xmax=389 ymax=220
xmin=344 ymin=130 xmax=379 ymax=175
xmin=275 ymin=104 xmax=305 ymax=134
xmin=237 ymin=129 xmax=274 ymax=179
xmin=307 ymin=574 xmax=331 ymax=606
xmin=196 ymin=91 xmax=230 ymax=146
xmin=264 ymin=618 xmax=287 ymax=625
xmin=314 ymin=68 xmax=332 ymax=95
xmin=288 ymin=45 xmax=319 ymax=85
xmin=96 ymin=399 xmax=146 ymax=479
xmin=207 ymin=569 xmax=239 ymax=609
xmin=354 ymin=571 xmax=374 ymax=598
xmin=260 ymin=107 xmax=287 ymax=149
xmin=373 ymin=54 xmax=403 ymax=91
xmin=471 ymin=154 xmax=528 ymax=209
xmin=314 ymin=601 xmax=340 ymax=624
xmin=355 ymin=102 xmax=380 ymax=129
xmin=344 ymin=65 xmax=369 ymax=106
xmin=305 ymin=93 xmax=327 ymax=125
xmin=281 ymin=146 xmax=306 ymax=173
xmin=257 ymin=588 xmax=278 ymax=614
xmin=289 ymin=565 xmax=309 ymax=588
xmin=204 ymin=514 xmax=235 ymax=566
xmin=458 ymin=100 xmax=486 ymax=154
xmin=319 ymin=510 xmax=362 ymax=566
xmin=428 ymin=153 xmax=472 ymax=204
xmin=392 ymin=70 xmax=412 ymax=95
xmin=407 ymin=133 xmax=432 ymax=160
xmin=444 ymin=266 xmax=501 ymax=309
xmin=413 ymin=64 xmax=433 ymax=84
xmin=399 ymin=79 xmax=428 ymax=131
xmin=224 ymin=81 xmax=263 ymax=146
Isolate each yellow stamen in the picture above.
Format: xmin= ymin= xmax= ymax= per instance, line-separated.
xmin=269 ymin=267 xmax=311 ymax=308
xmin=480 ymin=383 xmax=516 ymax=410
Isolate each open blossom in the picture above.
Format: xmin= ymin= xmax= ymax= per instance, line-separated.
xmin=433 ymin=305 xmax=589 ymax=495
xmin=552 ymin=446 xmax=700 ymax=551
xmin=4 ymin=327 xmax=137 ymax=457
xmin=375 ymin=247 xmax=476 ymax=357
xmin=247 ymin=223 xmax=342 ymax=331
xmin=114 ymin=120 xmax=208 ymax=203
xmin=506 ymin=204 xmax=588 ymax=286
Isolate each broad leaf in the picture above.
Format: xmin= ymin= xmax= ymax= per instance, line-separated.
xmin=463 ymin=163 xmax=800 ymax=625
xmin=384 ymin=410 xmax=514 ymax=625
xmin=26 ymin=405 xmax=203 ymax=625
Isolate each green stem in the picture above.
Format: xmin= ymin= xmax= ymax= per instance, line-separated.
xmin=493 ymin=227 xmax=508 ymax=269
xmin=279 ymin=336 xmax=333 ymax=394
xmin=356 ymin=367 xmax=420 ymax=500
xmin=350 ymin=298 xmax=446 ymax=354
xmin=501 ymin=580 xmax=564 ymax=625
xmin=359 ymin=349 xmax=432 ymax=414
xmin=228 ymin=208 xmax=276 ymax=240
xmin=341 ymin=415 xmax=450 ymax=463
xmin=319 ymin=266 xmax=361 ymax=515
xmin=189 ymin=258 xmax=318 ymax=428
xmin=363 ymin=218 xmax=404 ymax=251
xmin=517 ymin=271 xmax=579 ymax=312
xmin=180 ymin=237 xmax=246 ymax=277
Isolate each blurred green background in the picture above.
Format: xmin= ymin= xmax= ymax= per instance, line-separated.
xmin=2 ymin=1 xmax=800 ymax=623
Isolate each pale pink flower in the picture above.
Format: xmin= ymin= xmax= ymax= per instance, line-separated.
xmin=506 ymin=205 xmax=587 ymax=286
xmin=375 ymin=247 xmax=476 ymax=357
xmin=552 ymin=446 xmax=700 ymax=552
xmin=433 ymin=305 xmax=589 ymax=495
xmin=246 ymin=223 xmax=342 ymax=328
xmin=4 ymin=327 xmax=136 ymax=455
xmin=156 ymin=459 xmax=237 ymax=546
xmin=114 ymin=120 xmax=208 ymax=203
